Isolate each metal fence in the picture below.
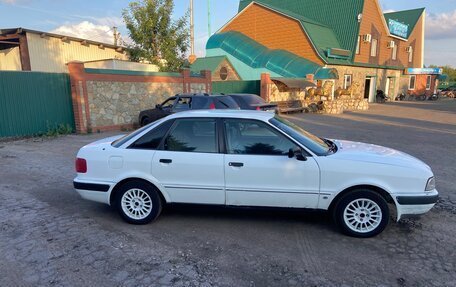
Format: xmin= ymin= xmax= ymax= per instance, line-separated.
xmin=0 ymin=71 xmax=74 ymax=137
xmin=212 ymin=80 xmax=261 ymax=95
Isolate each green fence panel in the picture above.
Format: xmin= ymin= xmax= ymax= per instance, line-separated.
xmin=212 ymin=80 xmax=261 ymax=95
xmin=0 ymin=71 xmax=75 ymax=137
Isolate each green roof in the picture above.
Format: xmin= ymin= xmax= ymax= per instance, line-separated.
xmin=239 ymin=0 xmax=364 ymax=63
xmin=206 ymin=31 xmax=338 ymax=79
xmin=190 ymin=56 xmax=227 ymax=73
xmin=384 ymin=8 xmax=425 ymax=39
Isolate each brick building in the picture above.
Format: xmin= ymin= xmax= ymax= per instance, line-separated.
xmin=194 ymin=0 xmax=441 ymax=102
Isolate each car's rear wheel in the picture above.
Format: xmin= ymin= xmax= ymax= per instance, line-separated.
xmin=115 ymin=180 xmax=162 ymax=224
xmin=333 ymin=190 xmax=389 ymax=238
xmin=141 ymin=116 xmax=151 ymax=127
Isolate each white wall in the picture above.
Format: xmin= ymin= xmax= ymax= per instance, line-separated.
xmin=0 ymin=47 xmax=21 ymax=71
xmin=26 ymin=33 xmax=128 ymax=73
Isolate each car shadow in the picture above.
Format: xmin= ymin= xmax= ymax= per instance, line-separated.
xmin=162 ymin=203 xmax=332 ymax=225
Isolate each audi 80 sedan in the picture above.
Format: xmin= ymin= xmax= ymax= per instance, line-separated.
xmin=74 ymin=110 xmax=438 ymax=237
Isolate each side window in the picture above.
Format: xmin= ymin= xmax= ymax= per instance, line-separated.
xmin=164 ymin=119 xmax=217 ymax=153
xmin=173 ymin=97 xmax=191 ymax=111
xmin=225 ymin=120 xmax=297 ymax=156
xmin=129 ymin=120 xmax=174 ymax=150
xmin=160 ymin=97 xmax=176 ymax=109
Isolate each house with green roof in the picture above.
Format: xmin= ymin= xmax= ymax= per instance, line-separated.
xmin=193 ymin=0 xmax=440 ymax=102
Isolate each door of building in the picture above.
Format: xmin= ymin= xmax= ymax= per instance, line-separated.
xmin=364 ymin=77 xmax=377 ymax=103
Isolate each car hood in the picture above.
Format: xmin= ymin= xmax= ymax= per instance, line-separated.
xmin=331 ymin=140 xmax=431 ymax=170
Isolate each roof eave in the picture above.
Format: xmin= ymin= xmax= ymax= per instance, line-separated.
xmin=0 ymin=27 xmax=125 ymax=50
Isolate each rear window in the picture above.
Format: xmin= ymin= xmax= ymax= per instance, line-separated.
xmin=213 ymin=96 xmax=240 ymax=109
xmin=191 ymin=97 xmax=210 ymax=109
xmin=240 ymin=94 xmax=265 ymax=105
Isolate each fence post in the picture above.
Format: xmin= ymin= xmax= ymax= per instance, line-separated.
xmin=68 ymin=61 xmax=89 ymax=133
xmin=261 ymin=73 xmax=272 ymax=102
xmin=201 ymin=70 xmax=212 ymax=93
xmin=181 ymin=69 xmax=191 ymax=93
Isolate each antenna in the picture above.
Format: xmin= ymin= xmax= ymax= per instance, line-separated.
xmin=113 ymin=26 xmax=118 ymax=46
xmin=189 ymin=0 xmax=196 ymax=63
xmin=207 ymin=0 xmax=211 ymax=36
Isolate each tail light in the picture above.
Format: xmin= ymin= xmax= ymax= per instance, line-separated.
xmin=75 ymin=158 xmax=87 ymax=173
xmin=209 ymin=102 xmax=216 ymax=109
xmin=256 ymin=106 xmax=261 ymax=111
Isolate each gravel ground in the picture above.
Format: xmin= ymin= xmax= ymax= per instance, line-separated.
xmin=0 ymin=99 xmax=455 ymax=286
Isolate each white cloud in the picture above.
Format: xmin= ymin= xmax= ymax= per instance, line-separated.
xmin=426 ymin=10 xmax=456 ymax=40
xmin=51 ymin=21 xmax=113 ymax=44
xmin=0 ymin=0 xmax=17 ymax=3
xmin=383 ymin=9 xmax=396 ymax=13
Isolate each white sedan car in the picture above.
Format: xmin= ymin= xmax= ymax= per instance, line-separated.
xmin=74 ymin=110 xmax=438 ymax=237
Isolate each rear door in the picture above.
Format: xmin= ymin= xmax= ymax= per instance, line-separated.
xmin=223 ymin=119 xmax=320 ymax=208
xmin=151 ymin=118 xmax=225 ymax=204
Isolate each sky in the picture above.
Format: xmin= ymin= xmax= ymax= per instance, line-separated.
xmin=1 ymin=0 xmax=455 ymax=67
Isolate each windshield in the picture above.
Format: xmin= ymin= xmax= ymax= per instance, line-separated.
xmin=269 ymin=116 xmax=330 ymax=156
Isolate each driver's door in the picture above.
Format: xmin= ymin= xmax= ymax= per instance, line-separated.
xmin=223 ymin=119 xmax=320 ymax=208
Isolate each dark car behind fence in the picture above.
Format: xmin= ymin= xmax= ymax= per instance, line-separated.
xmin=0 ymin=71 xmax=75 ymax=137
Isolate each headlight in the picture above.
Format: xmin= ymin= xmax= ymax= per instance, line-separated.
xmin=425 ymin=177 xmax=436 ymax=191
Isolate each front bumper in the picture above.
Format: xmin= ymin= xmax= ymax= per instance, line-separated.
xmin=395 ymin=190 xmax=439 ymax=220
xmin=73 ymin=179 xmax=113 ymax=205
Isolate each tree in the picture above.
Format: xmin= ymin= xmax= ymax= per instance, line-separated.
xmin=123 ymin=0 xmax=189 ymax=72
xmin=429 ymin=65 xmax=456 ymax=82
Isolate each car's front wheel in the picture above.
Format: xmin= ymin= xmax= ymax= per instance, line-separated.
xmin=141 ymin=116 xmax=151 ymax=127
xmin=115 ymin=180 xmax=162 ymax=224
xmin=334 ymin=190 xmax=389 ymax=237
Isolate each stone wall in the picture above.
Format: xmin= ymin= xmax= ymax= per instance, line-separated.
xmin=269 ymin=80 xmax=306 ymax=102
xmin=302 ymin=99 xmax=369 ymax=115
xmin=68 ymin=62 xmax=211 ymax=133
xmin=86 ymin=81 xmax=184 ymax=128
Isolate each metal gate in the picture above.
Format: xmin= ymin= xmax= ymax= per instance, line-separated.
xmin=212 ymin=80 xmax=261 ymax=95
xmin=0 ymin=71 xmax=74 ymax=137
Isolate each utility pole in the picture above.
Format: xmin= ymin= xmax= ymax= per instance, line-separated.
xmin=113 ymin=26 xmax=118 ymax=46
xmin=207 ymin=0 xmax=211 ymax=36
xmin=189 ymin=0 xmax=196 ymax=63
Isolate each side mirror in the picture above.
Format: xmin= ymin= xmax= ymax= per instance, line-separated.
xmin=288 ymin=148 xmax=307 ymax=161
xmin=155 ymin=104 xmax=161 ymax=109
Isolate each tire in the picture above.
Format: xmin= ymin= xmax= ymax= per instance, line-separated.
xmin=333 ymin=189 xmax=389 ymax=238
xmin=115 ymin=180 xmax=162 ymax=225
xmin=141 ymin=117 xmax=151 ymax=127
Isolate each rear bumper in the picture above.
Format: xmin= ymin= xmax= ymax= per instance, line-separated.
xmin=73 ymin=179 xmax=113 ymax=205
xmin=395 ymin=190 xmax=439 ymax=220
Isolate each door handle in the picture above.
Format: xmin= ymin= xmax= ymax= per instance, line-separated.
xmin=159 ymin=159 xmax=172 ymax=164
xmin=229 ymin=162 xmax=244 ymax=167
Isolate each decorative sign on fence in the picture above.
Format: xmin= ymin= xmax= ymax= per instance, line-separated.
xmin=388 ymin=19 xmax=408 ymax=38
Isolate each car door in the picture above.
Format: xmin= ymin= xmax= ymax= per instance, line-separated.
xmin=154 ymin=97 xmax=177 ymax=120
xmin=223 ymin=119 xmax=320 ymax=208
xmin=151 ymin=118 xmax=225 ymax=204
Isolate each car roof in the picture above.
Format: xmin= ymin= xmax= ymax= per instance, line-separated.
xmin=165 ymin=110 xmax=276 ymax=121
xmin=177 ymin=94 xmax=229 ymax=98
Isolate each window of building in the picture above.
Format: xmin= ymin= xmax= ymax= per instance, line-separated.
xmin=426 ymin=75 xmax=432 ymax=90
xmin=164 ymin=119 xmax=217 ymax=153
xmin=219 ymin=67 xmax=228 ymax=81
xmin=392 ymin=43 xmax=397 ymax=60
xmin=409 ymin=75 xmax=416 ymax=90
xmin=408 ymin=47 xmax=413 ymax=63
xmin=370 ymin=39 xmax=378 ymax=57
xmin=356 ymin=36 xmax=360 ymax=55
xmin=344 ymin=74 xmax=352 ymax=89
xmin=224 ymin=120 xmax=296 ymax=156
